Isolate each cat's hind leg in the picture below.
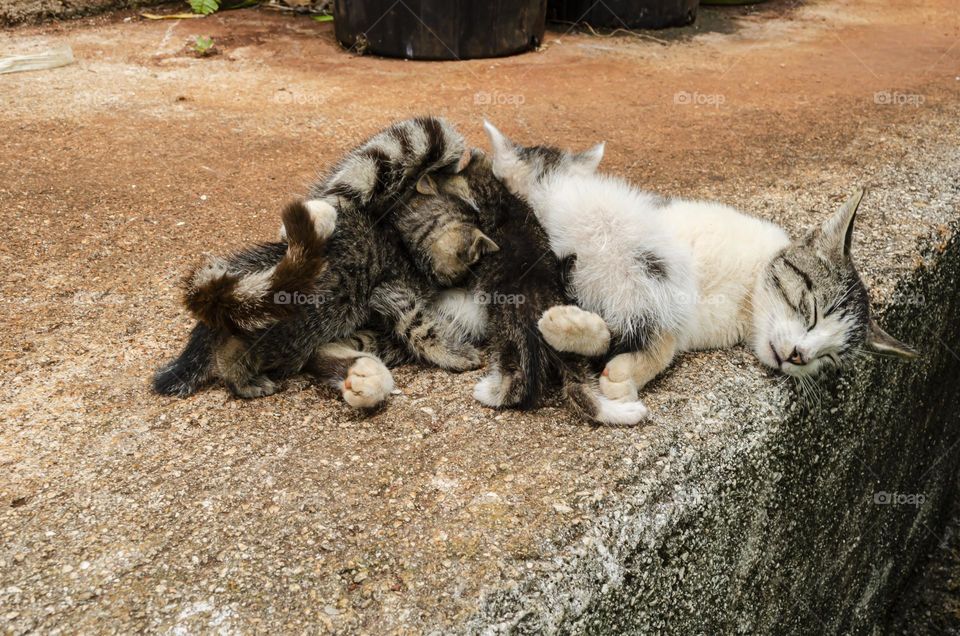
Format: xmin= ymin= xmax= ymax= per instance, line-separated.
xmin=600 ymin=333 xmax=678 ymax=401
xmin=307 ymin=333 xmax=394 ymax=409
xmin=538 ymin=305 xmax=611 ymax=357
xmin=214 ymin=336 xmax=278 ymax=398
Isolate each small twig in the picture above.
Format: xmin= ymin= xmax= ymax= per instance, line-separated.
xmin=551 ymin=20 xmax=670 ymax=45
xmin=260 ymin=0 xmax=330 ymax=15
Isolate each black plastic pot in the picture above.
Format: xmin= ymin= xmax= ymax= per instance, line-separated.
xmin=333 ymin=0 xmax=548 ymax=60
xmin=548 ymin=0 xmax=698 ymax=29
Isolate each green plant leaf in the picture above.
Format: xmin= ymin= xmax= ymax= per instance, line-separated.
xmin=189 ymin=0 xmax=220 ymax=16
xmin=311 ymin=14 xmax=333 ymax=22
xmin=193 ymin=36 xmax=215 ymax=54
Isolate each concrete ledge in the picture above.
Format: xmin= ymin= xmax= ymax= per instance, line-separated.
xmin=467 ymin=227 xmax=960 ymax=634
xmin=2 ymin=3 xmax=959 ymax=634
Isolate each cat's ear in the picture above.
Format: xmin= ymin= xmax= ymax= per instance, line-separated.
xmin=572 ymin=142 xmax=605 ymax=173
xmin=455 ymin=149 xmax=473 ymax=173
xmin=467 ymin=228 xmax=500 ymax=264
xmin=416 ymin=173 xmax=439 ymax=196
xmin=483 ymin=120 xmax=516 ymax=163
xmin=866 ymin=319 xmax=919 ymax=359
xmin=817 ymin=188 xmax=864 ymax=262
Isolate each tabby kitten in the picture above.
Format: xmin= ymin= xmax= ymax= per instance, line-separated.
xmin=408 ymin=149 xmax=649 ymax=425
xmin=153 ymin=117 xmax=492 ymax=404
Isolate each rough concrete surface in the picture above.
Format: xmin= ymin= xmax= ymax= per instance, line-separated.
xmin=892 ymin=473 xmax=960 ymax=635
xmin=1 ymin=0 xmax=959 ymax=633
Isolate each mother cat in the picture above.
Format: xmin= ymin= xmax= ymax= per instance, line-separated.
xmin=481 ymin=123 xmax=918 ymax=417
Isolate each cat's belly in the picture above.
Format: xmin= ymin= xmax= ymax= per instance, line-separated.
xmin=679 ymin=288 xmax=749 ymax=351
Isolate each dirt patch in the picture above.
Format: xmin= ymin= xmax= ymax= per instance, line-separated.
xmin=1 ymin=0 xmax=959 ymax=632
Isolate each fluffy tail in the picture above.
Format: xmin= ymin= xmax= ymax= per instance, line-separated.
xmin=152 ymin=322 xmax=215 ymax=397
xmin=183 ymin=200 xmax=334 ymax=334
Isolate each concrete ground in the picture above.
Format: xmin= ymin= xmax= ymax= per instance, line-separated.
xmin=1 ymin=0 xmax=959 ymax=633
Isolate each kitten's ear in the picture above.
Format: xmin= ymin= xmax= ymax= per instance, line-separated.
xmin=467 ymin=228 xmax=500 ymax=264
xmin=573 ymin=142 xmax=605 ymax=173
xmin=483 ymin=120 xmax=516 ymax=162
xmin=866 ymin=319 xmax=919 ymax=359
xmin=455 ymin=149 xmax=473 ymax=173
xmin=416 ymin=173 xmax=439 ymax=196
xmin=818 ymin=188 xmax=865 ymax=262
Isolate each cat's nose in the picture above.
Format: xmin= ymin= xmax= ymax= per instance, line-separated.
xmin=787 ymin=347 xmax=807 ymax=366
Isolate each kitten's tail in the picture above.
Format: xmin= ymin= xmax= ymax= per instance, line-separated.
xmin=183 ymin=200 xmax=334 ymax=334
xmin=152 ymin=322 xmax=215 ymax=397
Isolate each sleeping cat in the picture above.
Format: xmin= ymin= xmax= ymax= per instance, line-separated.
xmin=516 ymin=165 xmax=919 ymax=413
xmin=153 ymin=117 xmax=496 ymax=404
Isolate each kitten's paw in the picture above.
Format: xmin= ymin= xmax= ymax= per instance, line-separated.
xmin=538 ymin=305 xmax=611 ymax=357
xmin=595 ymin=396 xmax=650 ymax=426
xmin=473 ymin=371 xmax=505 ymax=407
xmin=342 ymin=357 xmax=393 ymax=409
xmin=424 ymin=342 xmax=482 ymax=372
xmin=304 ymin=200 xmax=337 ymax=239
xmin=230 ymin=377 xmax=278 ymax=399
xmin=599 ymin=357 xmax=639 ymax=402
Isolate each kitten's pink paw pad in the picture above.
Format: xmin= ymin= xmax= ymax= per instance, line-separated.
xmin=342 ymin=357 xmax=393 ymax=409
xmin=538 ymin=305 xmax=610 ymax=356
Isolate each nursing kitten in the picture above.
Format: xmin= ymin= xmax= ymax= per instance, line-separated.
xmin=410 ymin=149 xmax=649 ymax=425
xmin=287 ymin=116 xmax=470 ymax=242
xmin=153 ymin=117 xmax=492 ymax=404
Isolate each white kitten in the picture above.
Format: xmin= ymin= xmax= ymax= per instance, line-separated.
xmin=484 ymin=121 xmax=697 ymax=354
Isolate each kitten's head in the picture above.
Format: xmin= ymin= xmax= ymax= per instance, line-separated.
xmin=405 ymin=169 xmax=498 ymax=285
xmin=482 ymin=121 xmax=604 ymax=198
xmin=751 ymin=189 xmax=917 ymax=378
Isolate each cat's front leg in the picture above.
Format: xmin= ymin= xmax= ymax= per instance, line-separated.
xmin=538 ymin=305 xmax=611 ymax=357
xmin=307 ymin=337 xmax=394 ymax=409
xmin=600 ymin=333 xmax=677 ymax=401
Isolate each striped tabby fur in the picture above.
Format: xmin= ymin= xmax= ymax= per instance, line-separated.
xmin=153 ymin=117 xmax=484 ymax=402
xmin=420 ymin=151 xmax=650 ymax=425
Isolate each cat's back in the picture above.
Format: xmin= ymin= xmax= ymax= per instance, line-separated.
xmin=661 ymin=198 xmax=789 ymax=262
